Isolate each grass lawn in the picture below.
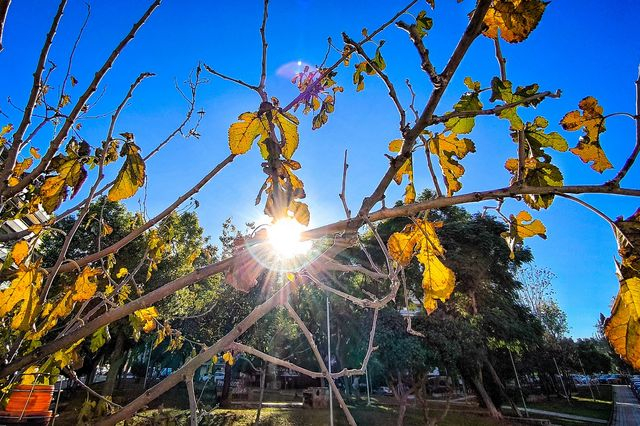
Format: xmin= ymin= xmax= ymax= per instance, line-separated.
xmin=125 ymin=405 xmax=515 ymax=425
xmin=526 ymin=385 xmax=612 ymax=421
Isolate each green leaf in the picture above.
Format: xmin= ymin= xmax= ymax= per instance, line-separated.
xmin=490 ymin=77 xmax=540 ymax=130
xmin=90 ymin=326 xmax=111 ymax=353
xmin=415 ymin=11 xmax=433 ymax=38
xmin=444 ymin=92 xmax=483 ymax=134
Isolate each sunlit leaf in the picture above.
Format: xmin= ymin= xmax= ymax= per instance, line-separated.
xmin=444 ymin=91 xmax=483 ymax=134
xmin=0 ymin=266 xmax=43 ymax=331
xmin=388 ymin=219 xmax=454 ymax=313
xmin=90 ymin=326 xmax=110 ymax=353
xmin=501 ymin=210 xmax=547 ymax=259
xmin=72 ymin=266 xmax=101 ymax=302
xmin=108 ymin=141 xmax=146 ymax=201
xmin=274 ymin=111 xmax=299 ymax=160
xmin=40 ymin=158 xmax=87 ymax=213
xmin=228 ymin=112 xmax=269 ymax=155
xmin=490 ymin=78 xmax=540 ymax=131
xmin=561 ymin=96 xmax=611 ymax=173
xmin=429 ymin=133 xmax=475 ymax=196
xmin=11 ymin=241 xmax=29 ymax=266
xmin=483 ymin=0 xmax=548 ymax=43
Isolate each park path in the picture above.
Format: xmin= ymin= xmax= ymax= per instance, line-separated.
xmin=611 ymin=384 xmax=640 ymax=425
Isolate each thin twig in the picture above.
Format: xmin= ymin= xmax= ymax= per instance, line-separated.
xmin=343 ymin=33 xmax=406 ymax=129
xmin=202 ymin=63 xmax=258 ymax=92
xmin=0 ymin=0 xmax=67 ymax=190
xmin=0 ymin=0 xmax=10 ymax=52
xmin=608 ymin=72 xmax=640 ymax=186
xmin=258 ymin=0 xmax=269 ymax=100
xmin=396 ymin=20 xmax=440 ymax=86
xmin=284 ymin=302 xmax=357 ymax=426
xmin=63 ymin=368 xmax=122 ymax=409
xmin=493 ymin=33 xmax=507 ymax=81
xmin=339 ymin=150 xmax=351 ymax=219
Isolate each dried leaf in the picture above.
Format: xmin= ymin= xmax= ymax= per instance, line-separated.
xmin=483 ymin=0 xmax=548 ymax=43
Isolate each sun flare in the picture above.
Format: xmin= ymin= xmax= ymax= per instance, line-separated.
xmin=267 ymin=218 xmax=312 ymax=259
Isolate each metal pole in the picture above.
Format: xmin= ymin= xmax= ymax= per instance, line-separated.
xmin=553 ymin=357 xmax=570 ymax=403
xmin=143 ymin=339 xmax=152 ymax=389
xmin=578 ymin=357 xmax=596 ymax=402
xmin=326 ymin=296 xmax=334 ymax=426
xmin=508 ymin=349 xmax=528 ymax=417
xmin=366 ymin=367 xmax=371 ymax=406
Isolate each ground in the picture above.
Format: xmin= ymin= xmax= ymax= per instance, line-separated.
xmin=53 ymin=379 xmax=614 ymax=425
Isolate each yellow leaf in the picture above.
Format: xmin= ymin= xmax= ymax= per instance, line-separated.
xmin=501 ymin=210 xmax=547 ymax=259
xmin=483 ymin=0 xmax=547 ymax=43
xmin=286 ymin=272 xmax=296 ymax=282
xmin=104 ymin=284 xmax=114 ymax=296
xmin=11 ymin=240 xmax=29 ymax=266
xmin=72 ymin=266 xmax=101 ymax=302
xmin=274 ymin=111 xmax=299 ymax=160
xmin=30 ymin=147 xmax=41 ymax=159
xmin=388 ymin=219 xmax=454 ymax=313
xmin=29 ymin=224 xmax=44 ymax=235
xmin=29 ymin=292 xmax=74 ymax=339
xmin=107 ymin=142 xmax=146 ymax=201
xmin=133 ymin=307 xmax=159 ymax=333
xmin=20 ymin=366 xmax=39 ymax=385
xmin=228 ymin=112 xmax=269 ymax=155
xmin=1 ymin=123 xmax=13 ymax=136
xmin=0 ymin=266 xmax=43 ymax=331
xmin=101 ymin=222 xmax=113 ymax=237
xmin=40 ymin=158 xmax=86 ymax=213
xmin=290 ymin=201 xmax=310 ymax=226
xmin=605 ymin=279 xmax=640 ymax=370
xmin=212 ymin=355 xmax=219 ymax=364
xmin=9 ymin=158 xmax=33 ymax=186
xmin=561 ymin=96 xmax=611 ymax=173
xmin=429 ymin=133 xmax=475 ymax=196
xmin=59 ymin=94 xmax=71 ymax=108
xmin=569 ymin=140 xmax=613 ymax=173
xmin=115 ymin=267 xmax=128 ymax=279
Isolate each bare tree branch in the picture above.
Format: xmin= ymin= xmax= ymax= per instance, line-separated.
xmin=0 ymin=0 xmax=10 ymax=52
xmin=2 ymin=0 xmax=161 ymax=199
xmin=0 ymin=0 xmax=67 ymax=189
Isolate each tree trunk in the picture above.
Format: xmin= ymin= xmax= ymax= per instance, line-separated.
xmin=485 ymin=359 xmax=522 ymax=417
xmin=397 ymin=399 xmax=407 ymax=426
xmin=254 ymin=366 xmax=266 ymax=426
xmin=220 ymin=361 xmax=233 ymax=407
xmin=102 ymin=331 xmax=126 ymax=397
xmin=471 ymin=371 xmax=502 ymax=419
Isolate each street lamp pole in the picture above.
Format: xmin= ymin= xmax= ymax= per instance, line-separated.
xmin=326 ymin=296 xmax=334 ymax=426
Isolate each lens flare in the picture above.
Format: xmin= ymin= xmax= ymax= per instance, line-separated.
xmin=267 ymin=218 xmax=312 ymax=259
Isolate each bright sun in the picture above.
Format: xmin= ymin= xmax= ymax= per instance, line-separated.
xmin=267 ymin=218 xmax=312 ymax=259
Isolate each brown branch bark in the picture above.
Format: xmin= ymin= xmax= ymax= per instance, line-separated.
xmin=0 ymin=0 xmax=11 ymax=52
xmin=186 ymin=374 xmax=198 ymax=426
xmin=396 ymin=20 xmax=440 ymax=86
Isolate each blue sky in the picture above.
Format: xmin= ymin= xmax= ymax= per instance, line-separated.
xmin=1 ymin=0 xmax=639 ymax=338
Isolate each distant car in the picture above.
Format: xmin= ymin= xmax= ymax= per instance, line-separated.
xmin=375 ymin=386 xmax=393 ymax=396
